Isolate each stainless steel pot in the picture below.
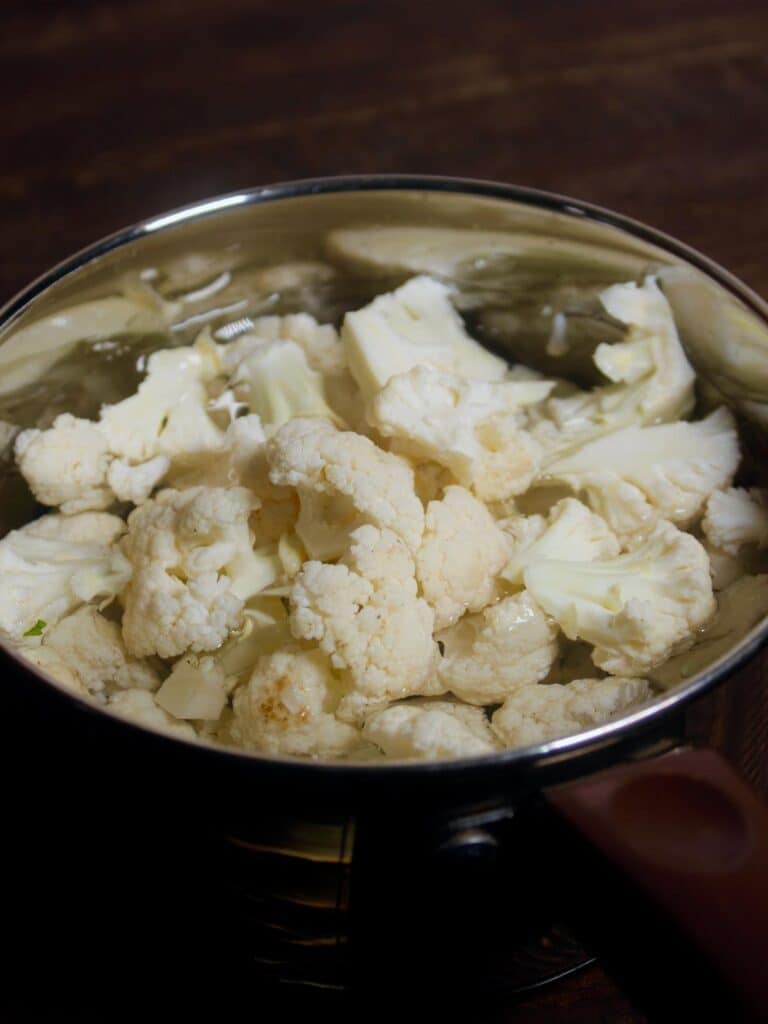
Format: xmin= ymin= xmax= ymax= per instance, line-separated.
xmin=3 ymin=177 xmax=768 ymax=1019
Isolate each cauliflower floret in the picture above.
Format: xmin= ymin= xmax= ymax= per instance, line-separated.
xmin=99 ymin=344 xmax=225 ymax=464
xmin=491 ymin=678 xmax=651 ymax=747
xmin=227 ymin=647 xmax=360 ymax=757
xmin=702 ymin=487 xmax=768 ymax=555
xmin=437 ymin=592 xmax=559 ymax=704
xmin=24 ymin=511 xmax=127 ymax=545
xmin=154 ymin=598 xmax=292 ymax=719
xmin=107 ymin=688 xmax=197 ymax=740
xmin=524 ymin=521 xmax=716 ymax=675
xmin=535 ymin=276 xmax=695 ymax=457
xmin=106 ymin=455 xmax=170 ymax=505
xmin=35 ymin=606 xmax=160 ymax=694
xmin=237 ymin=313 xmax=346 ymax=376
xmin=15 ymin=414 xmax=113 ymax=513
xmin=416 ymin=485 xmax=510 ymax=629
xmin=501 ymin=498 xmax=620 ymax=585
xmin=121 ymin=487 xmax=278 ymax=658
xmin=0 ymin=512 xmax=131 ymax=640
xmin=364 ymin=699 xmax=498 ymax=760
xmin=289 ymin=525 xmax=439 ymax=704
xmin=650 ymin=574 xmax=768 ymax=689
xmin=543 ymin=408 xmax=740 ymax=539
xmin=232 ymin=341 xmax=342 ymax=435
xmin=15 ymin=414 xmax=173 ymax=514
xmin=267 ymin=418 xmax=424 ymax=555
xmin=168 ymin=415 xmax=298 ymax=543
xmin=369 ymin=365 xmax=551 ymax=501
xmin=14 ymin=339 xmax=227 ymax=514
xmin=342 ymin=275 xmax=507 ymax=402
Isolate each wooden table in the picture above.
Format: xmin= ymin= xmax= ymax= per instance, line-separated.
xmin=3 ymin=1 xmax=768 ymax=1020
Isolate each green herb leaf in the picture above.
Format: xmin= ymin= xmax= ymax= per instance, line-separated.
xmin=23 ymin=619 xmax=46 ymax=637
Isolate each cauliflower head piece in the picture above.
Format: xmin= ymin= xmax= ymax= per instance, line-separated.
xmin=267 ymin=418 xmax=424 ymax=556
xmin=0 ymin=512 xmax=131 ymax=640
xmin=702 ymin=487 xmax=768 ymax=555
xmin=342 ymin=275 xmax=507 ymax=402
xmin=544 ymin=408 xmax=740 ymax=539
xmin=364 ymin=699 xmax=498 ymax=760
xmin=650 ymin=574 xmax=768 ymax=689
xmin=232 ymin=340 xmax=343 ymax=436
xmin=121 ymin=486 xmax=278 ymax=658
xmin=491 ymin=677 xmax=651 ymax=746
xmin=501 ymin=497 xmax=620 ymax=585
xmin=369 ymin=365 xmax=552 ymax=501
xmin=227 ymin=647 xmax=361 ymax=757
xmin=524 ymin=520 xmax=716 ymax=675
xmin=14 ymin=337 xmax=230 ymax=514
xmin=289 ymin=525 xmax=439 ymax=705
xmin=416 ymin=485 xmax=510 ymax=629
xmin=437 ymin=591 xmax=559 ymax=704
xmin=231 ymin=313 xmax=346 ymax=376
xmin=536 ymin=276 xmax=695 ymax=457
xmin=15 ymin=414 xmax=170 ymax=514
xmin=99 ymin=342 xmax=225 ymax=464
xmin=31 ymin=605 xmax=160 ymax=695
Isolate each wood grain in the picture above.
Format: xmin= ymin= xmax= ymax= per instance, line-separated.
xmin=3 ymin=1 xmax=768 ymax=1020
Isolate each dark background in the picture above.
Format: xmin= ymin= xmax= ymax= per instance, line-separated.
xmin=3 ymin=1 xmax=768 ymax=1020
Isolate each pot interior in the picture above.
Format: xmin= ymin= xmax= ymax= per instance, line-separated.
xmin=2 ymin=181 xmax=768 ymax=763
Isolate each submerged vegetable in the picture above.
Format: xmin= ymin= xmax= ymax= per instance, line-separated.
xmin=0 ymin=266 xmax=762 ymax=761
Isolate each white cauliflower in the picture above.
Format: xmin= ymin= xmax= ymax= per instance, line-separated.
xmin=99 ymin=343 xmax=225 ymax=464
xmin=267 ymin=418 xmax=424 ymax=556
xmin=415 ymin=485 xmax=510 ymax=629
xmin=15 ymin=414 xmax=114 ymax=514
xmin=232 ymin=340 xmax=342 ymax=435
xmin=234 ymin=313 xmax=346 ymax=376
xmin=536 ymin=277 xmax=695 ymax=456
xmin=14 ymin=337 xmax=226 ymax=513
xmin=227 ymin=647 xmax=360 ymax=757
xmin=369 ymin=365 xmax=552 ymax=500
xmin=437 ymin=592 xmax=559 ymax=704
xmin=650 ymin=574 xmax=768 ymax=689
xmin=121 ymin=487 xmax=278 ymax=658
xmin=364 ymin=699 xmax=498 ymax=759
xmin=107 ymin=688 xmax=197 ymax=740
xmin=167 ymin=415 xmax=298 ymax=544
xmin=543 ymin=408 xmax=740 ymax=539
xmin=40 ymin=606 xmax=159 ymax=694
xmin=158 ymin=598 xmax=292 ymax=714
xmin=501 ymin=498 xmax=620 ymax=585
xmin=0 ymin=512 xmax=131 ymax=640
xmin=702 ymin=487 xmax=768 ymax=555
xmin=15 ymin=413 xmax=172 ymax=514
xmin=342 ymin=275 xmax=507 ymax=402
xmin=491 ymin=678 xmax=651 ymax=747
xmin=106 ymin=455 xmax=170 ymax=505
xmin=289 ymin=525 xmax=439 ymax=705
xmin=524 ymin=520 xmax=716 ymax=675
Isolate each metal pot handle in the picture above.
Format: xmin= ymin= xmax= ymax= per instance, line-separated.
xmin=544 ymin=747 xmax=768 ymax=1021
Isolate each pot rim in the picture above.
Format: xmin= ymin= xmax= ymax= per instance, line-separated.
xmin=2 ymin=172 xmax=767 ymax=779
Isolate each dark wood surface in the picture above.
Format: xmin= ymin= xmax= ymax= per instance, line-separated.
xmin=4 ymin=2 xmax=768 ymax=1020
